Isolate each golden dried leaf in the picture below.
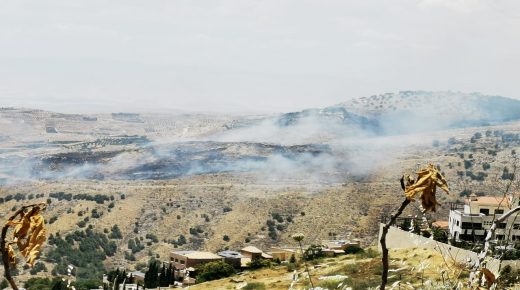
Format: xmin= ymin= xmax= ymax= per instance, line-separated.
xmin=403 ymin=163 xmax=450 ymax=212
xmin=480 ymin=268 xmax=496 ymax=288
xmin=6 ymin=244 xmax=16 ymax=266
xmin=12 ymin=207 xmax=40 ymax=252
xmin=20 ymin=212 xmax=46 ymax=267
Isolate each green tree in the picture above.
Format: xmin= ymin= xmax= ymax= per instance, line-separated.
xmin=303 ymin=245 xmax=324 ymax=261
xmin=109 ymin=225 xmax=123 ymax=239
xmin=159 ymin=263 xmax=169 ymax=287
xmin=289 ymin=254 xmax=296 ymax=263
xmin=196 ymin=261 xmax=234 ymax=282
xmin=144 ymin=260 xmax=159 ymax=288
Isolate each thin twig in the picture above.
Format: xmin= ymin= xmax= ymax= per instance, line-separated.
xmin=297 ymin=240 xmax=314 ymax=289
xmin=380 ymin=198 xmax=411 ymax=290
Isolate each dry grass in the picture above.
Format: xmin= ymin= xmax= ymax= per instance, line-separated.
xmin=189 ymin=247 xmax=470 ymax=290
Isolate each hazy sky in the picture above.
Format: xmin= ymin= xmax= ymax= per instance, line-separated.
xmin=1 ymin=0 xmax=519 ymax=113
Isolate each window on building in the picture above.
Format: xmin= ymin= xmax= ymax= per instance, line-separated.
xmin=495 ymin=209 xmax=504 ymax=215
xmin=498 ymin=223 xmax=507 ymax=229
xmin=462 ymin=222 xmax=483 ymax=229
xmin=456 ymin=220 xmax=460 ymax=226
xmin=497 ymin=235 xmax=505 ymax=240
xmin=180 ymin=260 xmax=185 ymax=264
xmin=513 ymin=224 xmax=520 ymax=230
xmin=479 ymin=209 xmax=489 ymax=215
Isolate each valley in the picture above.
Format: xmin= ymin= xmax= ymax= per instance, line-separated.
xmin=1 ymin=91 xmax=520 ymax=287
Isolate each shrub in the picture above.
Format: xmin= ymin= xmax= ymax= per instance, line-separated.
xmin=223 ymin=235 xmax=230 ymax=242
xmin=177 ymin=235 xmax=186 ymax=245
xmin=498 ymin=265 xmax=520 ymax=288
xmin=29 ymin=262 xmax=47 ymax=275
xmin=146 ymin=233 xmax=159 ymax=243
xmin=91 ymin=209 xmax=102 ymax=218
xmin=286 ymin=263 xmax=297 ymax=272
xmin=242 ymin=282 xmax=266 ymax=290
xmin=357 ymin=248 xmax=379 ymax=259
xmin=502 ymin=167 xmax=515 ymax=180
xmin=271 ymin=213 xmax=284 ymax=223
xmin=223 ymin=206 xmax=232 ymax=213
xmin=109 ymin=225 xmax=123 ymax=239
xmin=196 ymin=261 xmax=234 ymax=282
xmin=344 ymin=245 xmax=364 ymax=255
xmin=48 ymin=216 xmax=58 ymax=224
xmin=125 ymin=252 xmax=136 ymax=261
xmin=248 ymin=258 xmax=271 ymax=270
xmin=303 ymin=244 xmax=324 ymax=261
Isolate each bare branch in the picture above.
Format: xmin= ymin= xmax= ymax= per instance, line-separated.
xmin=379 ymin=198 xmax=411 ymax=290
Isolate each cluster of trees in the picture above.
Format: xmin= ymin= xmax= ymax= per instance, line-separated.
xmin=265 ymin=212 xmax=294 ymax=241
xmin=195 ymin=261 xmax=234 ymax=283
xmin=189 ymin=226 xmax=204 ymax=236
xmin=465 ymin=171 xmax=488 ymax=181
xmin=128 ymin=237 xmax=145 ymax=253
xmin=0 ymin=193 xmax=45 ymax=203
xmin=49 ymin=192 xmax=112 ymax=204
xmin=143 ymin=260 xmax=175 ymax=288
xmin=108 ymin=225 xmax=123 ymax=239
xmin=106 ymin=268 xmax=135 ymax=289
xmin=166 ymin=234 xmax=187 ymax=247
xmin=24 ymin=277 xmax=100 ymax=290
xmin=46 ymin=229 xmax=117 ymax=279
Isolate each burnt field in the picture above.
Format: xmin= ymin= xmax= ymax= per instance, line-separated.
xmin=1 ymin=141 xmax=342 ymax=182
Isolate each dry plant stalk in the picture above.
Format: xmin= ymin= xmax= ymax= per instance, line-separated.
xmin=380 ymin=164 xmax=449 ymax=290
xmin=1 ymin=203 xmax=47 ymax=290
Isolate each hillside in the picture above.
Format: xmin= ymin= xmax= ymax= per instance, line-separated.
xmin=1 ymin=92 xmax=520 ymax=286
xmin=189 ymin=247 xmax=467 ymax=290
xmin=216 ymin=91 xmax=520 ymax=144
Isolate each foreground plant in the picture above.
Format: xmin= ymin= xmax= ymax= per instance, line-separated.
xmin=379 ymin=164 xmax=449 ymax=290
xmin=1 ymin=203 xmax=47 ymax=290
xmin=292 ymin=233 xmax=315 ymax=289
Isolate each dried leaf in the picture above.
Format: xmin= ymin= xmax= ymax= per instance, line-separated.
xmin=20 ymin=212 xmax=46 ymax=267
xmin=480 ymin=268 xmax=495 ymax=288
xmin=403 ymin=164 xmax=450 ymax=212
xmin=12 ymin=207 xmax=40 ymax=252
xmin=6 ymin=244 xmax=16 ymax=265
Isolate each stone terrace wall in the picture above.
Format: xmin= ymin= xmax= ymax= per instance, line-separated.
xmin=378 ymin=224 xmax=503 ymax=274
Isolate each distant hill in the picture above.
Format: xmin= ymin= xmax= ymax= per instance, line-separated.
xmin=336 ymin=91 xmax=520 ymax=135
xmin=227 ymin=91 xmax=520 ymax=139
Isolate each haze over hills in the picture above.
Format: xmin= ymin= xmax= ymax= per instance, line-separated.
xmin=1 ymin=91 xmax=520 ymax=282
xmin=1 ymin=91 xmax=520 ymax=183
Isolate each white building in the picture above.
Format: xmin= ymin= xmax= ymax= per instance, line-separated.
xmin=449 ymin=193 xmax=520 ymax=242
xmin=118 ymin=285 xmax=141 ymax=290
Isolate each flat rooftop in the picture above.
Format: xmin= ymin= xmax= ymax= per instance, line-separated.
xmin=171 ymin=251 xmax=222 ymax=260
